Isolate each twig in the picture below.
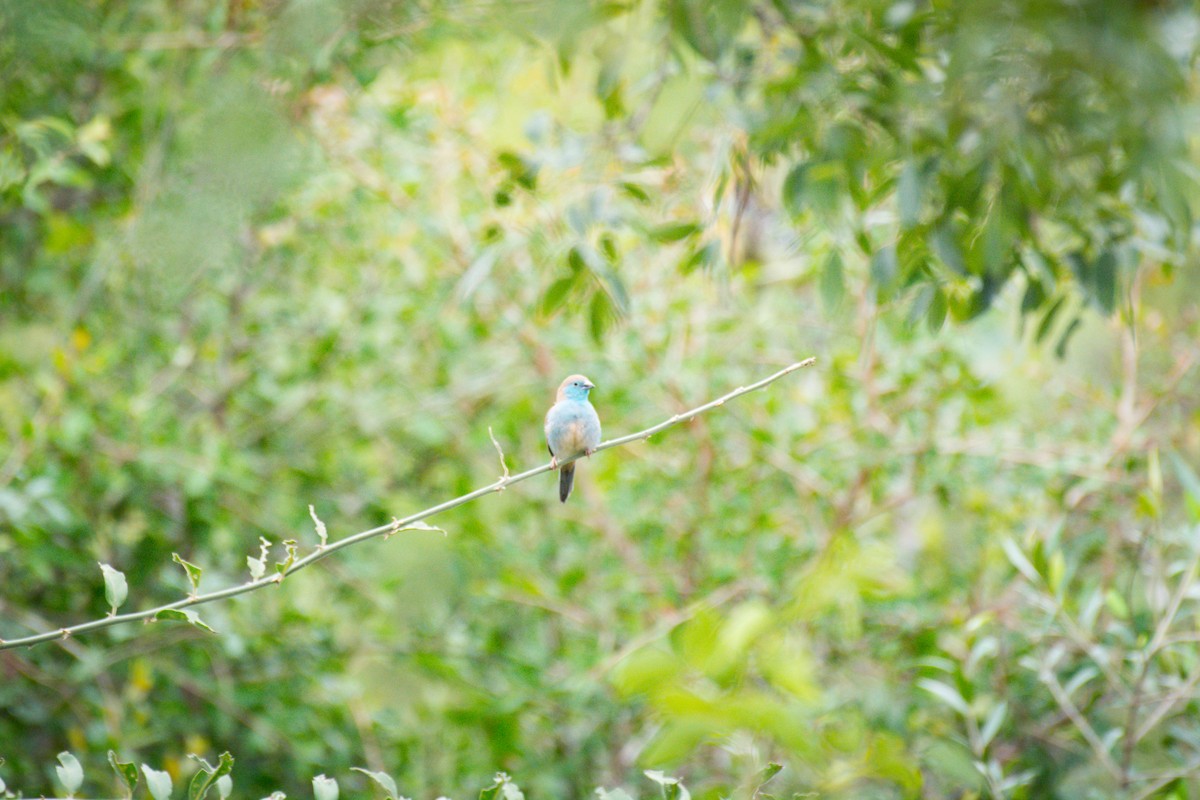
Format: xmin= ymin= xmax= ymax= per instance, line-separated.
xmin=1131 ymin=758 xmax=1200 ymax=800
xmin=1124 ymin=545 xmax=1200 ymax=781
xmin=488 ymin=426 xmax=510 ymax=481
xmin=0 ymin=358 xmax=816 ymax=650
xmin=1040 ymin=667 xmax=1123 ymax=782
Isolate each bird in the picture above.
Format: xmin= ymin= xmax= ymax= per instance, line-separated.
xmin=544 ymin=374 xmax=602 ymax=503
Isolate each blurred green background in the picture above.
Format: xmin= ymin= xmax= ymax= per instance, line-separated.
xmin=3 ymin=0 xmax=1200 ymax=797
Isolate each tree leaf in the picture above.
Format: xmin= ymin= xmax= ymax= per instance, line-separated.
xmin=1034 ymin=295 xmax=1066 ymax=343
xmin=479 ymin=772 xmax=524 ymax=800
xmin=274 ymin=539 xmax=298 ymax=578
xmin=154 ymin=608 xmax=216 ymax=634
xmin=897 ymin=161 xmax=921 ymax=228
xmin=782 ymin=162 xmax=810 ymax=217
xmin=312 ymin=775 xmax=338 ymax=800
xmin=820 ymin=250 xmax=844 ymax=312
xmin=916 ymin=678 xmax=970 ymax=715
xmin=1054 ymin=315 xmax=1082 ymax=359
xmin=142 ymin=765 xmax=173 ymax=800
xmin=870 ymin=245 xmax=898 ymax=290
xmin=56 ymin=752 xmax=83 ymax=796
xmin=648 ymin=221 xmax=702 ymax=243
xmin=99 ymin=563 xmax=127 ymax=615
xmin=620 ymin=182 xmax=651 ymax=204
xmin=173 ymin=553 xmax=203 ymax=596
xmin=752 ymin=763 xmax=783 ymax=798
xmin=1168 ymin=452 xmax=1200 ymax=521
xmin=108 ymin=751 xmax=138 ymax=799
xmin=589 ymin=292 xmax=621 ymax=342
xmin=643 ymin=771 xmax=690 ymax=800
xmin=351 ymin=768 xmax=398 ymax=800
xmin=248 ymin=537 xmax=271 ymax=580
xmin=187 ymin=753 xmax=233 ymax=800
xmin=308 ymin=504 xmax=328 ymax=548
xmin=979 ymin=702 xmax=1007 ymax=752
xmin=539 ymin=275 xmax=577 ymax=317
xmin=926 ymin=288 xmax=948 ymax=332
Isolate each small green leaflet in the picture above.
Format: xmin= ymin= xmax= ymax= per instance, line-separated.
xmin=172 ymin=553 xmax=203 ymax=597
xmin=155 ymin=608 xmax=216 ymax=634
xmin=99 ymin=563 xmax=128 ymax=615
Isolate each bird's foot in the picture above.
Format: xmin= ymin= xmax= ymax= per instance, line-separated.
xmin=550 ymin=455 xmax=559 ymax=470
xmin=585 ymin=448 xmax=595 ymax=458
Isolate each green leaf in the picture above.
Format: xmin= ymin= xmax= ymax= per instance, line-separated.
xmin=979 ymin=702 xmax=1007 ymax=752
xmin=496 ymin=151 xmax=538 ymax=190
xmin=99 ymin=562 xmax=127 ymax=615
xmin=108 ymin=751 xmax=138 ymax=799
xmin=351 ymin=768 xmax=398 ymax=800
xmin=589 ymin=260 xmax=630 ymax=315
xmin=930 ymin=224 xmax=965 ymax=275
xmin=1002 ymin=538 xmax=1040 ymax=584
xmin=870 ymin=245 xmax=898 ymax=294
xmin=820 ymin=250 xmax=844 ymax=312
xmin=1054 ymin=315 xmax=1082 ymax=359
xmin=1021 ymin=279 xmax=1046 ymax=315
xmin=1168 ymin=452 xmax=1200 ymax=521
xmin=154 ymin=608 xmax=216 ymax=634
xmin=248 ymin=537 xmax=271 ymax=580
xmin=539 ymin=275 xmax=578 ymax=317
xmin=1104 ymin=588 xmax=1130 ymax=620
xmin=897 ymin=161 xmax=921 ymax=228
xmin=479 ymin=772 xmax=525 ymax=800
xmin=142 ymin=765 xmax=173 ymax=800
xmin=643 ymin=770 xmax=690 ymax=800
xmin=589 ymin=291 xmax=621 ymax=342
xmin=1092 ymin=250 xmax=1117 ymax=313
xmin=1034 ymin=295 xmax=1066 ymax=343
xmin=620 ymin=182 xmax=651 ymax=204
xmin=782 ymin=163 xmax=809 ymax=217
xmin=783 ymin=161 xmax=839 ymax=216
xmin=595 ymin=790 xmax=635 ymax=800
xmin=187 ymin=753 xmax=233 ymax=800
xmin=173 ymin=553 xmax=203 ymax=596
xmin=648 ymin=221 xmax=703 ymax=243
xmin=567 ymin=246 xmax=586 ymax=272
xmin=308 ymin=504 xmax=328 ymax=547
xmin=752 ymin=763 xmax=783 ymax=798
xmin=56 ymin=752 xmax=83 ymax=796
xmin=926 ymin=288 xmax=948 ymax=332
xmin=312 ymin=775 xmax=338 ymax=800
xmin=917 ymin=678 xmax=970 ymax=715
xmin=274 ymin=539 xmax=298 ymax=578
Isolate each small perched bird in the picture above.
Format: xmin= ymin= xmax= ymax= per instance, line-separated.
xmin=544 ymin=374 xmax=602 ymax=503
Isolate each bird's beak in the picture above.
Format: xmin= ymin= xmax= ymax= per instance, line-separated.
xmin=584 ymin=381 xmax=596 ymax=390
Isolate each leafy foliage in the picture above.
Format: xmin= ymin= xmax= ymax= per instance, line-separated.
xmin=2 ymin=0 xmax=1200 ymax=798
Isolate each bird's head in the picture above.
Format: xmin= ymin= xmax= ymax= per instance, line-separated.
xmin=557 ymin=374 xmax=595 ymax=402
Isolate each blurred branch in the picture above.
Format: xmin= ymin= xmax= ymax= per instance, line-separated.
xmin=588 ymin=577 xmax=761 ymax=680
xmin=1040 ymin=664 xmax=1123 ymax=782
xmin=0 ymin=357 xmax=816 ymax=650
xmin=108 ymin=31 xmax=260 ymax=51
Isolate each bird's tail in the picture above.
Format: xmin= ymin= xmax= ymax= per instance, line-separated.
xmin=559 ymin=462 xmax=575 ymax=503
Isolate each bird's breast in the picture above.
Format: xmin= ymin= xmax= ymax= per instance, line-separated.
xmin=546 ymin=402 xmax=600 ymax=455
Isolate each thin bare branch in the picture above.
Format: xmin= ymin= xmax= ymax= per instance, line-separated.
xmin=0 ymin=357 xmax=816 ymax=650
xmin=1040 ymin=667 xmax=1123 ymax=782
xmin=488 ymin=426 xmax=510 ymax=481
